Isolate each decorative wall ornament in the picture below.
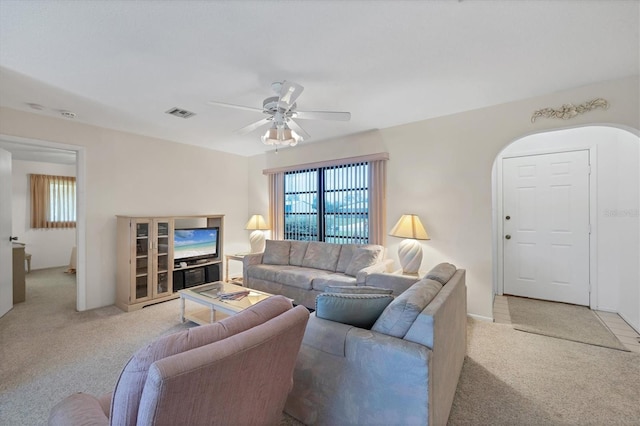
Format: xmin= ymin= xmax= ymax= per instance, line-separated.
xmin=531 ymin=98 xmax=609 ymax=123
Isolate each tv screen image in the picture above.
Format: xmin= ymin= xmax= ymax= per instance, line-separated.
xmin=174 ymin=228 xmax=219 ymax=261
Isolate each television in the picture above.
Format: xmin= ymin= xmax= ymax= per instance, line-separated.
xmin=173 ymin=227 xmax=219 ymax=262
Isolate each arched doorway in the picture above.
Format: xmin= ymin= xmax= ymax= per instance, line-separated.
xmin=492 ymin=125 xmax=640 ymax=331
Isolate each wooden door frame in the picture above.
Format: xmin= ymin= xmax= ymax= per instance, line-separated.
xmin=0 ymin=134 xmax=87 ymax=311
xmin=493 ymin=143 xmax=597 ymax=310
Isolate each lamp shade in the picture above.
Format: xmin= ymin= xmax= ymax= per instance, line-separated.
xmin=245 ymin=215 xmax=269 ymax=230
xmin=389 ymin=214 xmax=430 ymax=240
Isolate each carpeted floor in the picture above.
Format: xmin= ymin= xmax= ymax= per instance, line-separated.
xmin=1 ymin=268 xmax=639 ymax=425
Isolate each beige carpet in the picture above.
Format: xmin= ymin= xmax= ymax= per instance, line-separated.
xmin=2 ymin=268 xmax=639 ymax=425
xmin=507 ymin=296 xmax=628 ymax=351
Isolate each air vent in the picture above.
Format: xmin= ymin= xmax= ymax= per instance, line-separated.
xmin=165 ymin=107 xmax=196 ymax=119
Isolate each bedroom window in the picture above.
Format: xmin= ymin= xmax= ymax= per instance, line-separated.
xmin=265 ymin=153 xmax=388 ymax=245
xmin=30 ymin=174 xmax=76 ymax=229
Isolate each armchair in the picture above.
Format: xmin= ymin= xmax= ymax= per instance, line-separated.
xmin=49 ymin=296 xmax=309 ymax=426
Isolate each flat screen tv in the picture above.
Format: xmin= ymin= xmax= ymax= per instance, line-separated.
xmin=173 ymin=227 xmax=219 ymax=261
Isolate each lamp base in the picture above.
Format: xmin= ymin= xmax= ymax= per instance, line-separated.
xmin=398 ymin=239 xmax=423 ymax=275
xmin=249 ymin=230 xmax=266 ymax=253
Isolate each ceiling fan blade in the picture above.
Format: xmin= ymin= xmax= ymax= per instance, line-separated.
xmin=277 ymin=81 xmax=304 ymax=112
xmin=207 ymin=101 xmax=264 ymax=113
xmin=287 ymin=119 xmax=310 ymax=140
xmin=294 ymin=110 xmax=351 ymax=121
xmin=236 ymin=117 xmax=271 ymax=135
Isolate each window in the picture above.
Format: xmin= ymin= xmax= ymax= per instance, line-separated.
xmin=30 ymin=174 xmax=76 ymax=229
xmin=284 ymin=162 xmax=370 ymax=243
xmin=267 ymin=153 xmax=388 ymax=245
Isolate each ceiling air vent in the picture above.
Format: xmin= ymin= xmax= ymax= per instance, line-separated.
xmin=165 ymin=107 xmax=196 ymax=119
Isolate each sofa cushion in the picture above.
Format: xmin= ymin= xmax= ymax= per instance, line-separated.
xmin=371 ymin=278 xmax=443 ymax=338
xmin=336 ymin=244 xmax=358 ymax=273
xmin=425 ymin=262 xmax=457 ymax=285
xmin=247 ymin=264 xmax=295 ymax=283
xmin=345 ymin=246 xmax=384 ymax=277
xmin=326 ymin=285 xmax=393 ymax=295
xmin=277 ymin=268 xmax=329 ymax=290
xmin=316 ymin=293 xmax=394 ymax=329
xmin=311 ymin=274 xmax=357 ymax=292
xmin=289 ymin=241 xmax=309 ymax=266
xmin=262 ymin=240 xmax=291 ymax=265
xmin=302 ymin=242 xmax=342 ymax=271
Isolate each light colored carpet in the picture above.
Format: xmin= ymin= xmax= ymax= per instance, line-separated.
xmin=2 ymin=268 xmax=639 ymax=425
xmin=507 ymin=296 xmax=628 ymax=351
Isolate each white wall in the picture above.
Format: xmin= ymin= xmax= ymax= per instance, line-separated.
xmin=248 ymin=75 xmax=640 ymax=319
xmin=11 ymin=159 xmax=77 ymax=270
xmin=0 ymin=109 xmax=249 ymax=310
xmin=497 ymin=126 xmax=639 ymax=330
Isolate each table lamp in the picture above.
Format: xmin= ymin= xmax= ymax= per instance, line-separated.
xmin=245 ymin=214 xmax=269 ymax=253
xmin=389 ymin=214 xmax=430 ymax=275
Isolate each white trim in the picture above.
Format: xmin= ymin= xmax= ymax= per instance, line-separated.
xmin=467 ymin=313 xmax=494 ymax=322
xmin=263 ymin=152 xmax=389 ymax=175
xmin=0 ymin=134 xmax=87 ymax=311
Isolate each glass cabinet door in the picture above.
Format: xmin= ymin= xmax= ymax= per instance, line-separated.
xmin=153 ymin=220 xmax=173 ymax=297
xmin=134 ymin=220 xmax=152 ymax=301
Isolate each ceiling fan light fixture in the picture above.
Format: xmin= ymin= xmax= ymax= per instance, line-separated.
xmin=261 ymin=123 xmax=302 ymax=147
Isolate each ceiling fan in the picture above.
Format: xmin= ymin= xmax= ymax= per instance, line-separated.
xmin=207 ymin=81 xmax=351 ymax=146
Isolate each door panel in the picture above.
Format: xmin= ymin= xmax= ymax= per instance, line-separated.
xmin=503 ymin=150 xmax=590 ymax=306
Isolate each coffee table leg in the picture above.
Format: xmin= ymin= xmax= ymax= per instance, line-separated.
xmin=210 ymin=307 xmax=215 ymax=324
xmin=180 ymin=297 xmax=185 ymax=323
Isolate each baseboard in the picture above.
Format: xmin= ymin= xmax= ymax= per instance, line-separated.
xmin=467 ymin=313 xmax=493 ymax=322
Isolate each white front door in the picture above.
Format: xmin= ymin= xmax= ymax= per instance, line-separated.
xmin=0 ymin=148 xmax=13 ymax=317
xmin=503 ymin=150 xmax=590 ymax=306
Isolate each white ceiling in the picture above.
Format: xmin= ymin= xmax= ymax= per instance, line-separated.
xmin=0 ymin=0 xmax=638 ymax=158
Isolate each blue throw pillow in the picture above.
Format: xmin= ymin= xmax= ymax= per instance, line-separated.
xmin=315 ymin=293 xmax=394 ymax=329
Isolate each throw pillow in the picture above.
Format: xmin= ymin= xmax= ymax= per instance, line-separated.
xmin=262 ymin=240 xmax=291 ymax=265
xmin=289 ymin=241 xmax=309 ymax=266
xmin=316 ymin=293 xmax=394 ymax=329
xmin=302 ymin=242 xmax=342 ymax=271
xmin=344 ymin=247 xmax=383 ymax=277
xmin=371 ymin=278 xmax=443 ymax=338
xmin=326 ymin=285 xmax=393 ymax=295
xmin=335 ymin=244 xmax=358 ymax=273
xmin=425 ymin=263 xmax=457 ymax=285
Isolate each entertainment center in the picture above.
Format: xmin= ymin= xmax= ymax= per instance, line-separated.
xmin=116 ymin=214 xmax=224 ymax=312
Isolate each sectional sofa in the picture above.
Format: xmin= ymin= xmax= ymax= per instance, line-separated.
xmin=285 ymin=263 xmax=467 ymax=426
xmin=242 ymin=240 xmax=393 ymax=309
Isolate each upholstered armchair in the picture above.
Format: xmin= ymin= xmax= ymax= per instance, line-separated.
xmin=49 ymin=296 xmax=309 ymax=426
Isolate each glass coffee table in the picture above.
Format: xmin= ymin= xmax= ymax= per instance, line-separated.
xmin=178 ymin=281 xmax=275 ymax=325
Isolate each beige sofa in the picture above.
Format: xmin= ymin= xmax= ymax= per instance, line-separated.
xmin=285 ymin=263 xmax=467 ymax=426
xmin=243 ymin=240 xmax=393 ymax=309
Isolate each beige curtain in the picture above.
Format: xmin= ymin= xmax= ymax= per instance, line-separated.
xmin=368 ymin=159 xmax=387 ymax=245
xmin=268 ymin=172 xmax=285 ymax=240
xmin=30 ymin=174 xmax=76 ymax=229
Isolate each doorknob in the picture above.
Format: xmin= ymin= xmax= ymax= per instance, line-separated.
xmin=505 ymin=215 xmax=511 ymax=220
xmin=505 ymin=235 xmax=511 ymax=240
xmin=9 ymin=236 xmax=18 ymax=241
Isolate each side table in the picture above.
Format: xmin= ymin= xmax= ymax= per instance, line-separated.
xmin=225 ymin=253 xmax=247 ymax=285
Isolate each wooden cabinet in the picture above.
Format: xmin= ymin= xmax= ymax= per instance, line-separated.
xmin=116 ymin=215 xmax=224 ymax=312
xmin=12 ymin=244 xmax=25 ymax=304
